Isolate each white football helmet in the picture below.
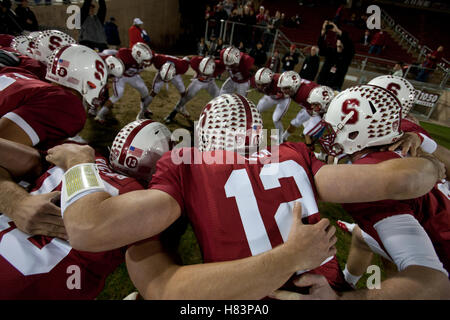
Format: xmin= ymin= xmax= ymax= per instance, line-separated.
xmin=159 ymin=62 xmax=176 ymax=82
xmin=307 ymin=86 xmax=335 ymax=115
xmin=105 ymin=56 xmax=125 ymax=78
xmin=27 ymin=31 xmax=43 ymax=58
xmin=199 ymin=56 xmax=216 ymax=76
xmin=131 ymin=42 xmax=153 ymax=67
xmin=320 ymin=85 xmax=403 ymax=156
xmin=368 ymin=75 xmax=415 ymax=117
xmin=46 ymin=44 xmax=108 ymax=107
xmin=33 ymin=30 xmax=76 ymax=65
xmin=222 ymin=46 xmax=241 ymax=66
xmin=278 ymin=71 xmax=301 ymax=96
xmin=109 ymin=120 xmax=171 ymax=181
xmin=196 ymin=94 xmax=263 ymax=153
xmin=254 ymin=67 xmax=274 ymax=85
xmin=10 ymin=35 xmax=30 ymax=56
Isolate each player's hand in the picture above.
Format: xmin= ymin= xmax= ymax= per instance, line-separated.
xmin=12 ymin=191 xmax=67 ymax=240
xmin=269 ymin=274 xmax=339 ymax=300
xmin=385 ymin=132 xmax=422 ymax=156
xmin=46 ymin=144 xmax=95 ymax=171
xmin=282 ymin=202 xmax=337 ymax=271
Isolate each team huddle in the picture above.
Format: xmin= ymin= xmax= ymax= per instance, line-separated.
xmin=0 ymin=29 xmax=449 ymax=300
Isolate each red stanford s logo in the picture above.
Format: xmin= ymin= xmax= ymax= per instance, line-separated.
xmin=341 ymin=99 xmax=360 ymax=124
xmin=386 ymin=82 xmax=401 ymax=96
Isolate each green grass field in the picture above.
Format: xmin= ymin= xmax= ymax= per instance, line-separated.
xmin=85 ymin=70 xmax=449 ymax=300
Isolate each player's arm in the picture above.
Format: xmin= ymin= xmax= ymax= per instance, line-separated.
xmin=271 ymin=265 xmax=450 ymax=300
xmin=126 ymin=203 xmax=337 ymax=300
xmin=0 ymin=139 xmax=65 ymax=238
xmin=0 ymin=117 xmax=35 ymax=146
xmin=0 ymin=138 xmax=42 ymax=178
xmin=314 ymin=156 xmax=443 ymax=203
xmin=46 ymin=143 xmax=181 ymax=252
xmin=434 ymin=144 xmax=450 ymax=179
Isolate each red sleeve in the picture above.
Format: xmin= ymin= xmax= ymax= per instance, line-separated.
xmin=175 ymin=58 xmax=190 ymax=75
xmin=214 ymin=59 xmax=225 ymax=76
xmin=190 ymin=56 xmax=202 ymax=73
xmin=18 ymin=56 xmax=47 ymax=81
xmin=152 ymin=54 xmax=166 ymax=70
xmin=0 ymin=34 xmax=14 ymax=47
xmin=250 ymin=76 xmax=256 ymax=88
xmin=148 ymin=149 xmax=185 ymax=212
xmin=14 ymin=88 xmax=86 ymax=146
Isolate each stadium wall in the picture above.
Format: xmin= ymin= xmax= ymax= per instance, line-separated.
xmin=33 ymin=0 xmax=181 ymax=50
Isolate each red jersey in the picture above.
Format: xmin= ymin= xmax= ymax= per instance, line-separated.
xmin=0 ymin=155 xmax=144 ymax=299
xmin=220 ymin=49 xmax=255 ymax=83
xmin=150 ymin=143 xmax=347 ymax=291
xmin=401 ymin=118 xmax=432 ymax=139
xmin=251 ymin=73 xmax=284 ymax=99
xmin=0 ymin=34 xmax=14 ymax=48
xmin=342 ymin=151 xmax=450 ymax=275
xmin=115 ymin=48 xmax=143 ymax=77
xmin=189 ymin=56 xmax=225 ymax=82
xmin=0 ymin=53 xmax=47 ymax=81
xmin=0 ymin=70 xmax=86 ymax=149
xmin=152 ymin=54 xmax=190 ymax=75
xmin=292 ymin=79 xmax=320 ymax=111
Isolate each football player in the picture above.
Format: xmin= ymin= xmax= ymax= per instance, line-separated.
xmin=0 ymin=44 xmax=108 ymax=149
xmin=144 ymin=53 xmax=190 ymax=120
xmin=219 ymin=46 xmax=256 ymax=97
xmin=46 ymin=94 xmax=443 ymax=299
xmin=0 ymin=120 xmax=171 ymax=299
xmin=251 ymin=67 xmax=290 ymax=142
xmin=163 ymin=55 xmax=225 ymax=124
xmin=369 ymin=75 xmax=450 ymax=178
xmin=270 ymin=85 xmax=450 ymax=299
xmin=95 ymin=42 xmax=154 ymax=124
xmin=278 ymin=71 xmax=328 ymax=146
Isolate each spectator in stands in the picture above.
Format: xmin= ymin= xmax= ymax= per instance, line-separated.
xmin=368 ymin=29 xmax=386 ymax=55
xmin=299 ymin=45 xmax=320 ymax=81
xmin=262 ymin=10 xmax=281 ymax=51
xmin=242 ymin=5 xmax=256 ymax=47
xmin=317 ymin=20 xmax=355 ymax=91
xmin=14 ymin=0 xmax=38 ymax=32
xmin=360 ymin=29 xmax=371 ymax=47
xmin=392 ymin=61 xmax=404 ymax=77
xmin=214 ymin=3 xmax=229 ymax=22
xmin=416 ymin=45 xmax=444 ymax=82
xmin=266 ymin=49 xmax=281 ymax=73
xmin=79 ymin=0 xmax=108 ymax=52
xmin=128 ymin=18 xmax=150 ymax=48
xmin=249 ymin=41 xmax=267 ymax=68
xmin=256 ymin=5 xmax=267 ymax=24
xmin=333 ymin=4 xmax=345 ymax=25
xmin=104 ymin=17 xmax=120 ymax=49
xmin=284 ymin=14 xmax=301 ymax=28
xmin=197 ymin=37 xmax=208 ymax=56
xmin=0 ymin=0 xmax=22 ymax=35
xmin=211 ymin=37 xmax=223 ymax=59
xmin=222 ymin=0 xmax=234 ymax=16
xmin=281 ymin=44 xmax=299 ymax=72
xmin=237 ymin=40 xmax=246 ymax=53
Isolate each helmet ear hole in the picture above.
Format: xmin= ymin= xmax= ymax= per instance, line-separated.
xmin=348 ymin=131 xmax=359 ymax=140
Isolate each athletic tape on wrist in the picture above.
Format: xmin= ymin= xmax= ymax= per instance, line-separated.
xmin=419 ymin=133 xmax=437 ymax=154
xmin=61 ymin=163 xmax=106 ymax=217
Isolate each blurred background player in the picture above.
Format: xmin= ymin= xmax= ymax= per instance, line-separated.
xmin=144 ymin=54 xmax=190 ymax=117
xmin=95 ymin=42 xmax=153 ymax=123
xmin=251 ymin=67 xmax=290 ymax=142
xmin=163 ymin=55 xmax=224 ymax=124
xmin=219 ymin=46 xmax=256 ymax=97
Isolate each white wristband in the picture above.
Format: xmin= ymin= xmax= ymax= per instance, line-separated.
xmin=61 ymin=163 xmax=106 ymax=217
xmin=419 ymin=133 xmax=437 ymax=154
